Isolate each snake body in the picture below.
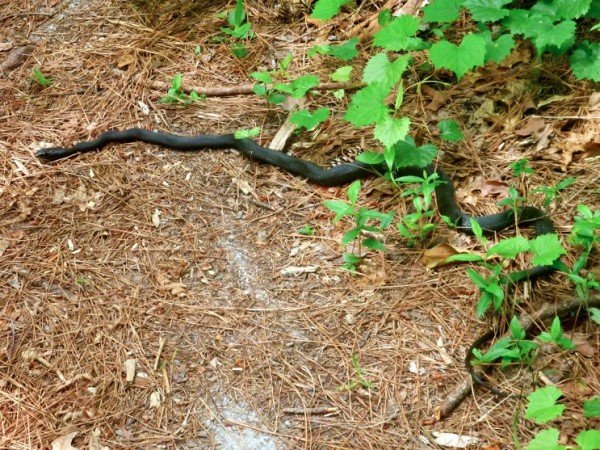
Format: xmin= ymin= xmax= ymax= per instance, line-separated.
xmin=36 ymin=128 xmax=556 ymax=283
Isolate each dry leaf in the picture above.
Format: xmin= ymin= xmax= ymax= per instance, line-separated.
xmin=533 ymin=125 xmax=552 ymax=152
xmin=0 ymin=46 xmax=32 ymax=71
xmin=572 ymin=333 xmax=595 ymax=358
xmin=480 ymin=179 xmax=510 ymax=198
xmin=422 ymin=243 xmax=463 ymax=269
xmin=151 ymin=209 xmax=161 ymax=227
xmin=51 ymin=431 xmax=79 ymax=450
xmin=515 ymin=117 xmax=545 ymax=136
xmin=432 ymin=432 xmax=479 ymax=448
xmin=117 ymin=53 xmax=136 ymax=69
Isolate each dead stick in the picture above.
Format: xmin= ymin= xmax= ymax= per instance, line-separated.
xmin=283 ymin=406 xmax=339 ymax=415
xmin=147 ymin=80 xmax=364 ymax=98
xmin=435 ymin=293 xmax=600 ymax=420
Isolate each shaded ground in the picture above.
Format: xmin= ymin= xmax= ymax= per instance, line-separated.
xmin=1 ymin=1 xmax=598 ymax=449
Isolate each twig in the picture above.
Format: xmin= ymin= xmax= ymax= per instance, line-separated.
xmin=147 ymin=79 xmax=364 ymax=98
xmin=283 ymin=406 xmax=339 ymax=415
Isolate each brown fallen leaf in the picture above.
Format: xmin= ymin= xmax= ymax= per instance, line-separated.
xmin=423 ymin=243 xmax=469 ymax=269
xmin=572 ymin=333 xmax=595 ymax=358
xmin=0 ymin=46 xmax=32 ymax=72
xmin=51 ymin=431 xmax=79 ymax=450
xmin=480 ymin=179 xmax=510 ymax=198
xmin=515 ymin=117 xmax=546 ymax=136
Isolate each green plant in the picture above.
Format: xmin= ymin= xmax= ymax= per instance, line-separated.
xmin=337 ymin=353 xmax=374 ymax=391
xmin=160 ymin=74 xmax=204 ymax=104
xmin=511 ymin=158 xmax=534 ymax=177
xmin=537 ymin=316 xmax=575 ymax=350
xmin=298 ymin=224 xmax=315 ymax=236
xmin=221 ymin=0 xmax=254 ymax=39
xmin=32 ymin=67 xmax=52 ymax=87
xmin=323 ymin=180 xmax=395 ymax=271
xmin=534 ymin=177 xmax=577 ymax=207
xmin=234 ymin=127 xmax=261 ymax=139
xmin=568 ymin=205 xmax=600 ymax=302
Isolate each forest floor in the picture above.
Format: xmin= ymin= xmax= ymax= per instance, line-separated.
xmin=0 ymin=0 xmax=598 ymax=449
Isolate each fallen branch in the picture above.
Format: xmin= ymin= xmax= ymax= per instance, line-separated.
xmin=147 ymin=79 xmax=364 ymax=98
xmin=435 ymin=293 xmax=600 ymax=420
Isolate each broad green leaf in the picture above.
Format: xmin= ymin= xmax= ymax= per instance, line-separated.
xmin=290 ymin=75 xmax=320 ymax=98
xmin=583 ymin=396 xmax=600 ymax=418
xmin=438 ymin=119 xmax=464 ymax=142
xmin=172 ymin=73 xmax=183 ymax=90
xmin=342 ymin=228 xmax=361 ymax=244
xmin=504 ymin=9 xmax=533 ymax=35
xmin=477 ymin=30 xmax=515 ymax=62
xmin=524 ymin=386 xmax=565 ymax=424
xmin=429 ymin=33 xmax=487 ymax=79
xmin=234 ymin=127 xmax=261 ymax=139
xmin=374 ymin=116 xmax=411 ymax=148
xmin=362 ymin=238 xmax=386 ymax=251
xmin=329 ymin=37 xmax=359 ymax=61
xmin=570 ymin=41 xmax=600 ymax=81
xmin=509 ymin=315 xmax=525 ymax=339
xmin=446 ymin=253 xmax=486 ymax=263
xmin=463 ymin=0 xmax=512 ymax=22
xmin=253 ymin=84 xmax=268 ymax=96
xmin=526 ymin=429 xmax=566 ymax=450
xmin=531 ymin=19 xmax=576 ymax=53
xmin=423 ymin=0 xmax=463 ymax=23
xmin=467 ymin=268 xmax=489 ymax=289
xmin=529 ymin=234 xmax=566 ymax=266
xmin=590 ymin=307 xmax=600 ymax=325
xmin=279 ymin=53 xmax=293 ymax=70
xmin=576 ymin=430 xmax=600 ymax=450
xmin=553 ymin=0 xmax=592 ymax=19
xmin=323 ymin=200 xmax=354 ymax=223
xmin=356 ymin=151 xmax=385 ymax=165
xmin=311 ymin=0 xmax=351 ymax=20
xmin=251 ymin=71 xmax=273 ymax=84
xmin=487 ymin=236 xmax=529 ymax=259
xmin=330 ymin=65 xmax=353 ymax=82
xmin=232 ymin=0 xmax=245 ymax=28
xmin=392 ymin=139 xmax=438 ymax=168
xmin=290 ymin=108 xmax=331 ymax=130
xmin=378 ymin=9 xmax=393 ymax=26
xmin=344 ymin=83 xmax=390 ymax=126
xmin=373 ymin=15 xmax=420 ymax=51
xmin=362 ymin=53 xmax=410 ymax=89
xmin=347 ymin=180 xmax=361 ymax=203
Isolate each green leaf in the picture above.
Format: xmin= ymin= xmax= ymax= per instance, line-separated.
xmin=438 ymin=119 xmax=464 ymax=142
xmin=504 ymin=9 xmax=534 ymax=35
xmin=590 ymin=307 xmax=600 ymax=325
xmin=446 ymin=253 xmax=486 ymax=263
xmin=583 ymin=396 xmax=600 ymax=418
xmin=347 ymin=180 xmax=361 ymax=203
xmin=234 ymin=127 xmax=261 ymax=139
xmin=279 ymin=53 xmax=293 ymax=70
xmin=32 ymin=67 xmax=53 ymax=87
xmin=556 ymin=176 xmax=577 ymax=191
xmin=463 ymin=0 xmax=512 ymax=22
xmin=570 ymin=41 xmax=600 ymax=81
xmin=342 ymin=228 xmax=362 ymax=244
xmin=526 ymin=429 xmax=566 ymax=450
xmin=477 ymin=30 xmax=515 ymax=63
xmin=290 ymin=75 xmax=320 ymax=98
xmin=329 ymin=37 xmax=359 ymax=61
xmin=524 ymin=386 xmax=565 ymax=424
xmin=171 ymin=73 xmax=183 ymax=90
xmin=331 ymin=65 xmax=353 ymax=82
xmin=373 ymin=15 xmax=420 ymax=51
xmin=374 ymin=116 xmax=411 ymax=148
xmin=487 ymin=236 xmax=530 ymax=259
xmin=323 ymin=200 xmax=354 ymax=223
xmin=423 ymin=0 xmax=463 ymax=23
xmin=378 ymin=9 xmax=393 ymax=26
xmin=429 ymin=33 xmax=487 ymax=80
xmin=392 ymin=139 xmax=438 ymax=168
xmin=509 ymin=315 xmax=525 ymax=339
xmin=290 ymin=108 xmax=331 ymax=130
xmin=298 ymin=224 xmax=314 ymax=236
xmin=232 ymin=0 xmax=245 ymax=28
xmin=253 ymin=83 xmax=268 ymax=97
xmin=356 ymin=151 xmax=385 ymax=165
xmin=344 ymin=83 xmax=390 ymax=126
xmin=467 ymin=268 xmax=490 ymax=289
xmin=576 ymin=430 xmax=600 ymax=450
xmin=552 ymin=0 xmax=592 ymax=19
xmin=251 ymin=71 xmax=273 ymax=84
xmin=362 ymin=238 xmax=386 ymax=251
xmin=362 ymin=53 xmax=410 ymax=89
xmin=529 ymin=234 xmax=566 ymax=266
xmin=230 ymin=42 xmax=248 ymax=58
xmin=311 ymin=0 xmax=351 ymax=20
xmin=531 ymin=19 xmax=576 ymax=53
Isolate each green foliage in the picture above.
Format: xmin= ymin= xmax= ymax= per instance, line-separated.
xmin=160 ymin=74 xmax=204 ymax=104
xmin=570 ymin=41 xmax=600 ymax=81
xmin=511 ymin=158 xmax=534 ymax=176
xmin=338 ymin=354 xmax=374 ymax=391
xmin=311 ymin=0 xmax=351 ymax=20
xmin=423 ymin=0 xmax=463 ymax=23
xmin=524 ymin=386 xmax=565 ymax=424
xmin=221 ymin=0 xmax=254 ymax=40
xmin=330 ymin=65 xmax=353 ymax=82
xmin=570 ymin=205 xmax=600 ymax=251
xmin=429 ymin=33 xmax=487 ymax=80
xmin=473 ymin=316 xmax=538 ymax=365
xmin=234 ymin=127 xmax=261 ymax=139
xmin=590 ymin=307 xmax=600 ymax=325
xmin=583 ymin=396 xmax=600 ymax=418
xmin=373 ymin=15 xmax=423 ymax=51
xmin=463 ymin=0 xmax=512 ymax=23
xmin=309 ymin=38 xmax=359 ymax=61
xmin=290 ymin=108 xmax=330 ymax=131
xmin=344 ymin=83 xmax=390 ymax=126
xmin=298 ymin=224 xmax=315 ymax=236
xmin=362 ymin=53 xmax=410 ymax=89
xmin=537 ymin=317 xmax=575 ymax=350
xmin=576 ymin=430 xmax=600 ymax=450
xmin=478 ymin=30 xmax=515 ymax=63
xmin=526 ymin=428 xmax=566 ymax=450
xmin=32 ymin=67 xmax=52 ymax=87
xmin=438 ymin=119 xmax=464 ymax=142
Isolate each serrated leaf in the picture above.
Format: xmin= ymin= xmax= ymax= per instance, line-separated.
xmin=487 ymin=236 xmax=530 ymax=259
xmin=583 ymin=396 xmax=600 ymax=418
xmin=524 ymin=386 xmax=565 ymax=424
xmin=344 ymin=83 xmax=390 ymax=126
xmin=323 ymin=200 xmax=354 ymax=223
xmin=253 ymin=84 xmax=267 ymax=96
xmin=363 ymin=53 xmax=410 ymax=89
xmin=290 ymin=75 xmax=320 ymax=98
xmin=374 ymin=116 xmax=411 ymax=148
xmin=438 ymin=119 xmax=464 ymax=142
xmin=234 ymin=127 xmax=261 ymax=139
xmin=251 ymin=71 xmax=273 ymax=84
xmin=356 ymin=151 xmax=385 ymax=165
xmin=331 ymin=65 xmax=353 ymax=82
xmin=529 ymin=234 xmax=566 ymax=266
xmin=373 ymin=15 xmax=420 ymax=51
xmin=526 ymin=429 xmax=565 ymax=450
xmin=363 ymin=238 xmax=386 ymax=251
xmin=576 ymin=430 xmax=600 ymax=450
xmin=504 ymin=9 xmax=533 ymax=35
xmin=423 ymin=0 xmax=463 ymax=23
xmin=329 ymin=37 xmax=359 ymax=61
xmin=531 ymin=19 xmax=576 ymax=53
xmin=290 ymin=108 xmax=331 ymax=130
xmin=463 ymin=0 xmax=512 ymax=22
xmin=311 ymin=0 xmax=351 ymax=20
xmin=429 ymin=33 xmax=487 ymax=79
xmin=553 ymin=0 xmax=592 ymax=19
xmin=570 ymin=41 xmax=600 ymax=81
xmin=342 ymin=228 xmax=361 ymax=244
xmin=393 ymin=140 xmax=438 ymax=168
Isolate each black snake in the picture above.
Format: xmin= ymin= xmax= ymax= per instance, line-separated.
xmin=36 ymin=127 xmax=562 ymax=394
